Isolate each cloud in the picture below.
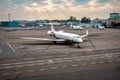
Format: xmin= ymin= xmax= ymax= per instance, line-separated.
xmin=0 ymin=0 xmax=120 ymax=21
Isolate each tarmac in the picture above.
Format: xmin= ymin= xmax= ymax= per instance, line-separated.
xmin=0 ymin=27 xmax=120 ymax=80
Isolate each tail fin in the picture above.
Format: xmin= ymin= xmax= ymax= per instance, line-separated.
xmin=51 ymin=24 xmax=56 ymax=32
xmin=86 ymin=30 xmax=88 ymax=36
xmin=81 ymin=30 xmax=89 ymax=38
xmin=70 ymin=23 xmax=73 ymax=28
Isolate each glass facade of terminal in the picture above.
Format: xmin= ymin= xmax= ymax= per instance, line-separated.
xmin=110 ymin=13 xmax=120 ymax=18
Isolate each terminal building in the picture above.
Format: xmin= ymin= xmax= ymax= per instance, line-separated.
xmin=108 ymin=12 xmax=120 ymax=28
xmin=0 ymin=21 xmax=19 ymax=27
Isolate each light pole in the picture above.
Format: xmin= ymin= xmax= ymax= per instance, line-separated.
xmin=8 ymin=13 xmax=11 ymax=27
xmin=8 ymin=13 xmax=11 ymax=22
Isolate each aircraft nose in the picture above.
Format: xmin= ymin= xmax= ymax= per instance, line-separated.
xmin=79 ymin=38 xmax=83 ymax=42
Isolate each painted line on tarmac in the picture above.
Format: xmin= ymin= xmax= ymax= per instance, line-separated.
xmin=0 ymin=36 xmax=4 ymax=39
xmin=50 ymin=67 xmax=57 ymax=70
xmin=81 ymin=63 xmax=87 ymax=66
xmin=0 ymin=49 xmax=2 ymax=53
xmin=23 ymin=57 xmax=35 ymax=60
xmin=59 ymin=55 xmax=67 ymax=57
xmin=107 ymin=60 xmax=113 ymax=62
xmin=15 ymin=71 xmax=23 ymax=74
xmin=114 ymin=53 xmax=120 ymax=55
xmin=114 ymin=54 xmax=120 ymax=57
xmin=3 ymin=63 xmax=11 ymax=66
xmin=104 ymin=54 xmax=113 ymax=57
xmin=66 ymin=60 xmax=72 ymax=62
xmin=27 ymin=69 xmax=35 ymax=72
xmin=0 ymin=60 xmax=47 ymax=66
xmin=98 ymin=61 xmax=105 ymax=63
xmin=6 ymin=42 xmax=16 ymax=52
xmin=0 ymin=63 xmax=42 ymax=69
xmin=71 ymin=64 xmax=78 ymax=67
xmin=56 ymin=60 xmax=67 ymax=63
xmin=36 ymin=63 xmax=44 ymax=66
xmin=16 ymin=65 xmax=23 ymax=68
xmin=4 ymin=59 xmax=17 ymax=62
xmin=76 ymin=59 xmax=82 ymax=61
xmin=48 ymin=60 xmax=54 ymax=64
xmin=116 ymin=59 xmax=120 ymax=62
xmin=39 ymin=68 xmax=46 ymax=71
xmin=92 ymin=57 xmax=99 ymax=59
xmin=3 ymin=66 xmax=12 ymax=69
xmin=61 ymin=65 xmax=68 ymax=68
xmin=41 ymin=56 xmax=52 ymax=58
xmin=83 ymin=58 xmax=90 ymax=60
xmin=98 ymin=56 xmax=105 ymax=59
xmin=2 ymin=73 xmax=10 ymax=76
xmin=90 ymin=62 xmax=96 ymax=64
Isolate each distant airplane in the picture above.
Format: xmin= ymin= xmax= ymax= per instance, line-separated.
xmin=94 ymin=24 xmax=105 ymax=30
xmin=98 ymin=25 xmax=105 ymax=30
xmin=70 ymin=23 xmax=83 ymax=30
xmin=21 ymin=24 xmax=88 ymax=48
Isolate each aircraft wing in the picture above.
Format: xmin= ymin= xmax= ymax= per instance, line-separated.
xmin=20 ymin=37 xmax=65 ymax=42
xmin=81 ymin=30 xmax=89 ymax=38
xmin=81 ymin=35 xmax=87 ymax=38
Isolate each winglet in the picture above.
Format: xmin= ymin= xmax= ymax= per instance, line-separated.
xmin=86 ymin=30 xmax=88 ymax=36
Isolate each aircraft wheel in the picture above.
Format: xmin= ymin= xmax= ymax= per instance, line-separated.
xmin=77 ymin=44 xmax=80 ymax=48
xmin=51 ymin=41 xmax=57 ymax=44
xmin=73 ymin=43 xmax=81 ymax=48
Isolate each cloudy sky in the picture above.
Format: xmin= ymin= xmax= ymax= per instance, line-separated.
xmin=0 ymin=0 xmax=120 ymax=21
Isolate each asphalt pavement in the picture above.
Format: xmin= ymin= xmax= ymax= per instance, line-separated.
xmin=0 ymin=49 xmax=120 ymax=80
xmin=0 ymin=28 xmax=120 ymax=80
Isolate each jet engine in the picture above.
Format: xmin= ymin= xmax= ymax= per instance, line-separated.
xmin=47 ymin=30 xmax=55 ymax=36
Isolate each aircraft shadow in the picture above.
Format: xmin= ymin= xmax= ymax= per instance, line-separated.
xmin=21 ymin=42 xmax=74 ymax=46
xmin=21 ymin=42 xmax=87 ymax=49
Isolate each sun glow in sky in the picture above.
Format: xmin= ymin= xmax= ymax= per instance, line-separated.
xmin=0 ymin=0 xmax=120 ymax=21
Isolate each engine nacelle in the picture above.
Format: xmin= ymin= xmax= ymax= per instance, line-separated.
xmin=47 ymin=30 xmax=55 ymax=36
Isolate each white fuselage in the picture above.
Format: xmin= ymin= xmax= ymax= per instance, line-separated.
xmin=47 ymin=24 xmax=88 ymax=43
xmin=54 ymin=31 xmax=83 ymax=43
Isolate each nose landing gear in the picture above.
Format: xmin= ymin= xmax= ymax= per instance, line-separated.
xmin=73 ymin=43 xmax=81 ymax=48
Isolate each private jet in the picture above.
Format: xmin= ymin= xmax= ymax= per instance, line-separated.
xmin=94 ymin=24 xmax=105 ymax=30
xmin=98 ymin=25 xmax=105 ymax=30
xmin=70 ymin=23 xmax=83 ymax=30
xmin=21 ymin=25 xmax=88 ymax=48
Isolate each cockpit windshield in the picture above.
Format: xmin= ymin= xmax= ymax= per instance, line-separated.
xmin=75 ymin=36 xmax=80 ymax=38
